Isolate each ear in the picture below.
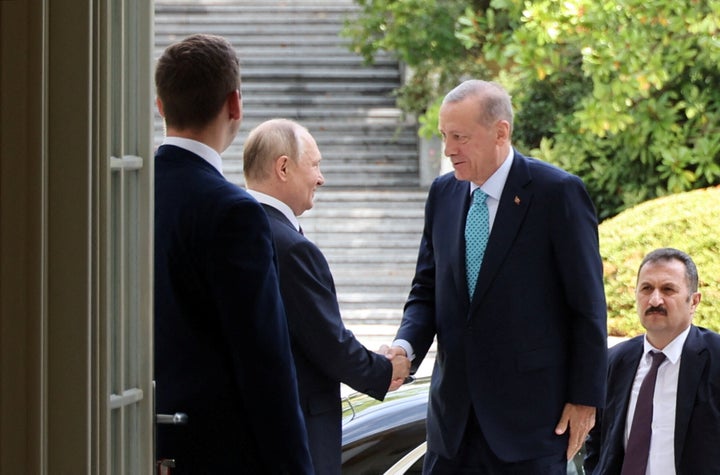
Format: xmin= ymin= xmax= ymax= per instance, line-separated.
xmin=274 ymin=155 xmax=290 ymax=181
xmin=691 ymin=292 xmax=702 ymax=309
xmin=227 ymin=89 xmax=242 ymax=121
xmin=496 ymin=120 xmax=511 ymax=144
xmin=156 ymin=97 xmax=165 ymax=118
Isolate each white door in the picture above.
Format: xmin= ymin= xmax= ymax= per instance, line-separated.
xmin=104 ymin=0 xmax=155 ymax=472
xmin=1 ymin=0 xmax=154 ymax=473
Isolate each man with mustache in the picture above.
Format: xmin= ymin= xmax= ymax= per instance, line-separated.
xmin=585 ymin=247 xmax=720 ymax=474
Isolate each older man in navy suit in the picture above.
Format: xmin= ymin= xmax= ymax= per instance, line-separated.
xmin=585 ymin=248 xmax=720 ymax=474
xmin=154 ymin=35 xmax=312 ymax=474
xmin=243 ymin=118 xmax=410 ymax=474
xmin=386 ymin=79 xmax=608 ymax=474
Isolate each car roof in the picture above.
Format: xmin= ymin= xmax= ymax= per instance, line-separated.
xmin=342 ymin=377 xmax=430 ymax=445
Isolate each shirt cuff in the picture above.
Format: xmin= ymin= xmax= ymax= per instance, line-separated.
xmin=392 ymin=339 xmax=415 ymax=362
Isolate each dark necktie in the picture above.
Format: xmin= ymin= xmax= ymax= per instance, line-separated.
xmin=621 ymin=351 xmax=667 ymax=475
xmin=465 ymin=189 xmax=489 ymax=297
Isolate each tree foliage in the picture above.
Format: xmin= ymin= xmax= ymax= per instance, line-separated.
xmin=342 ymin=0 xmax=491 ymax=135
xmin=343 ymin=0 xmax=720 ymax=219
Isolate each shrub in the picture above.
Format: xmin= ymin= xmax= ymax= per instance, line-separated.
xmin=600 ymin=186 xmax=720 ymax=336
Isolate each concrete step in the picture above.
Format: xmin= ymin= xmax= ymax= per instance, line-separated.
xmin=303 ymin=207 xmax=425 ymax=220
xmin=241 ymin=81 xmax=400 ymax=95
xmin=241 ymin=67 xmax=399 ymax=79
xmin=298 ymin=188 xmax=425 ymax=320
xmin=322 ymin=253 xmax=419 ymax=266
xmin=243 ymin=94 xmax=399 ymax=107
xmin=156 ymin=2 xmax=356 ymax=13
xmin=337 ymin=292 xmax=410 ymax=306
xmin=302 ymin=216 xmax=422 ymax=230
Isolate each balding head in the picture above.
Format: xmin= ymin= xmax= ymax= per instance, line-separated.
xmin=243 ymin=118 xmax=324 ymax=216
xmin=243 ymin=118 xmax=307 ymax=183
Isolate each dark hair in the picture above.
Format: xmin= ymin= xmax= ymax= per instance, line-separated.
xmin=155 ymin=34 xmax=240 ymax=130
xmin=638 ymin=247 xmax=699 ymax=293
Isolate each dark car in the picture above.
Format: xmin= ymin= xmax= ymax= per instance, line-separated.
xmin=341 ymin=377 xmax=586 ymax=474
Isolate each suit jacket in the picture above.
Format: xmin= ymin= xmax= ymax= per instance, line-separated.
xmin=262 ymin=204 xmax=392 ymax=475
xmin=396 ymin=150 xmax=607 ymax=463
xmin=154 ymin=145 xmax=313 ymax=474
xmin=585 ymin=325 xmax=720 ymax=474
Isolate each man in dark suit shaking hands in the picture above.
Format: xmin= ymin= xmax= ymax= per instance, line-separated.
xmin=154 ymin=35 xmax=313 ymax=474
xmin=385 ymin=79 xmax=608 ymax=474
xmin=243 ymin=118 xmax=411 ymax=474
xmin=585 ymin=247 xmax=720 ymax=474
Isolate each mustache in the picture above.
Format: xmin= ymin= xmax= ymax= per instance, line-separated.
xmin=645 ymin=306 xmax=667 ymax=316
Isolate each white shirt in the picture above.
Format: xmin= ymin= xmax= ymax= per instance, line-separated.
xmin=161 ymin=136 xmax=223 ymax=176
xmin=394 ymin=148 xmax=514 ymax=361
xmin=245 ymin=189 xmax=301 ymax=233
xmin=625 ymin=326 xmax=690 ymax=475
xmin=468 ymin=147 xmax=514 ymax=232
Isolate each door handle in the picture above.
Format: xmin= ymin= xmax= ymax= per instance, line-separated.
xmin=156 ymin=413 xmax=188 ymax=425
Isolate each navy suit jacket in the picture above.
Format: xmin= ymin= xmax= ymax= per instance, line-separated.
xmin=262 ymin=204 xmax=392 ymax=475
xmin=396 ymin=150 xmax=607 ymax=462
xmin=585 ymin=325 xmax=720 ymax=474
xmin=154 ymin=145 xmax=313 ymax=474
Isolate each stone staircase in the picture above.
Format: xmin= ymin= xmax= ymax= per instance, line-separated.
xmin=302 ymin=188 xmax=425 ymax=325
xmin=154 ymin=0 xmax=435 ymax=366
xmin=154 ymin=0 xmax=420 ymax=188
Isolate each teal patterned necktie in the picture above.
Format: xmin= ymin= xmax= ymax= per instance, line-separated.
xmin=465 ymin=189 xmax=489 ymax=297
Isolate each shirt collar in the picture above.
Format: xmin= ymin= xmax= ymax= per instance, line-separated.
xmin=162 ymin=136 xmax=223 ymax=176
xmin=643 ymin=325 xmax=691 ymax=364
xmin=245 ymin=189 xmax=301 ymax=232
xmin=469 ymin=147 xmax=514 ymax=201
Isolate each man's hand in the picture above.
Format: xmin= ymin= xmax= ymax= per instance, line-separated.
xmin=379 ymin=344 xmax=408 ymax=359
xmin=378 ymin=345 xmax=410 ymax=391
xmin=555 ymin=403 xmax=596 ymax=460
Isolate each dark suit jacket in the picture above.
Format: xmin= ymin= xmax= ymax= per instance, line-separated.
xmin=396 ymin=150 xmax=607 ymax=463
xmin=262 ymin=204 xmax=392 ymax=475
xmin=585 ymin=325 xmax=720 ymax=474
xmin=154 ymin=145 xmax=313 ymax=474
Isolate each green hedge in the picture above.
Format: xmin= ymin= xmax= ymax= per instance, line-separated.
xmin=600 ymin=186 xmax=720 ymax=336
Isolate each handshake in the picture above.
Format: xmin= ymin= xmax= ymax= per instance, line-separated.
xmin=377 ymin=345 xmax=411 ymax=392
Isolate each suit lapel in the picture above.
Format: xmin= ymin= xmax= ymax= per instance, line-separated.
xmin=470 ymin=152 xmax=532 ymax=308
xmin=606 ymin=340 xmax=644 ymax=460
xmin=674 ymin=325 xmax=707 ymax=468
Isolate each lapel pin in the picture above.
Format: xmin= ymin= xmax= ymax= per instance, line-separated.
xmin=514 ymin=196 xmax=521 ymax=205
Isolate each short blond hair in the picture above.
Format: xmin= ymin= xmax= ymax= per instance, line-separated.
xmin=243 ymin=118 xmax=307 ymax=183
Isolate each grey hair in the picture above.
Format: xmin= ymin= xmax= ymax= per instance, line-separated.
xmin=443 ymin=79 xmax=514 ymax=133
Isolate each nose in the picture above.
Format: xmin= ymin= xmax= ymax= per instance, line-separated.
xmin=443 ymin=140 xmax=456 ymax=157
xmin=317 ymin=170 xmax=325 ymax=186
xmin=648 ymin=289 xmax=663 ymax=306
